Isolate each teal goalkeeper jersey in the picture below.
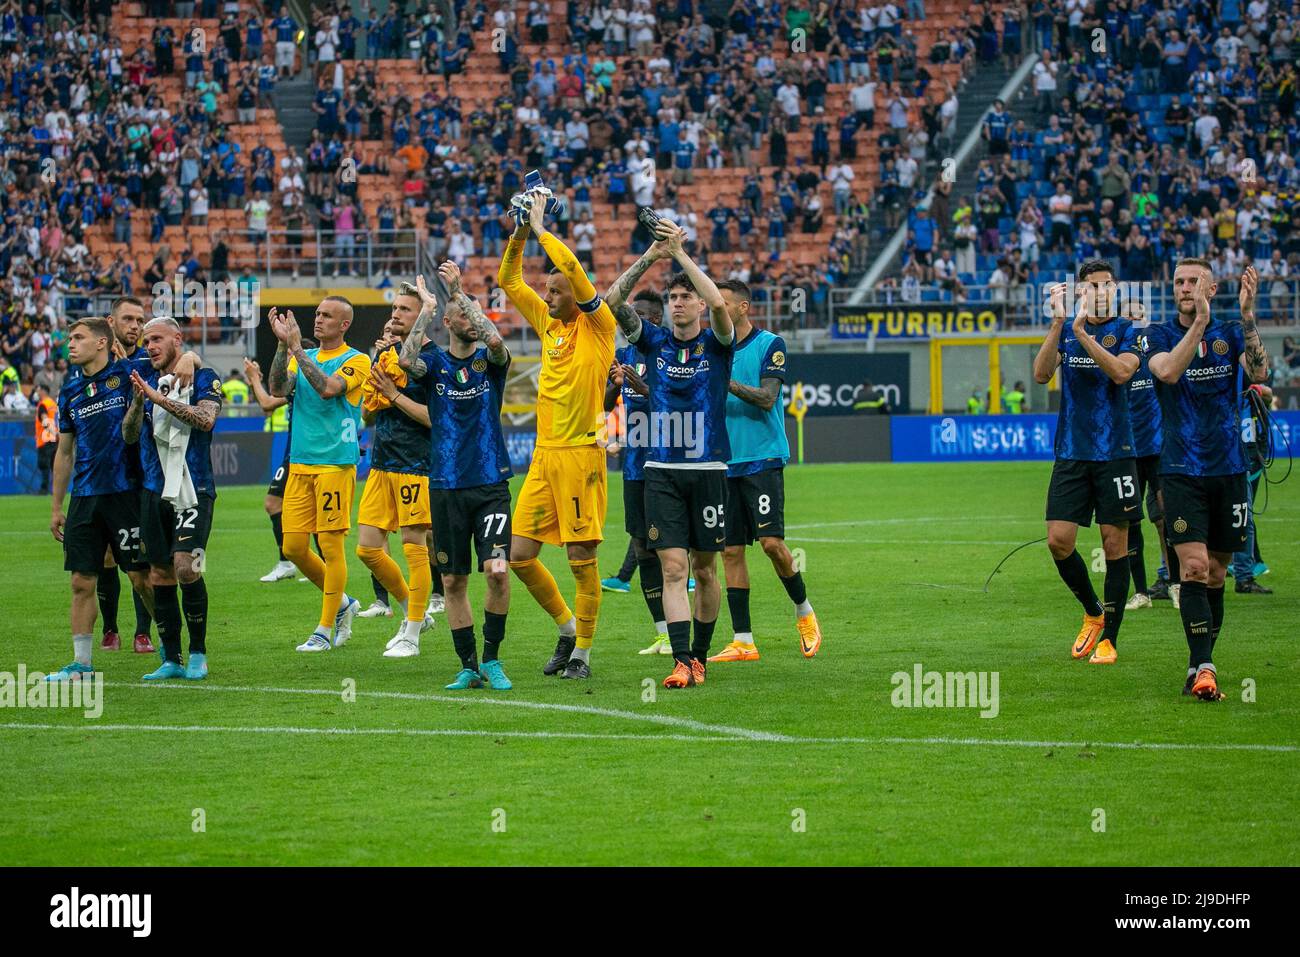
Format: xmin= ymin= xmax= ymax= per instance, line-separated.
xmin=287 ymin=345 xmax=371 ymax=467
xmin=726 ymin=327 xmax=789 ymax=476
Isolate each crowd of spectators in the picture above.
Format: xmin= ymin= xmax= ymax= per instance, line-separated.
xmin=900 ymin=0 xmax=1300 ymax=328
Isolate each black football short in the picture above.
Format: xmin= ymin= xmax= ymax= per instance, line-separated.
xmin=725 ymin=468 xmax=786 ymax=546
xmin=140 ymin=491 xmax=215 ymax=566
xmin=63 ymin=492 xmax=148 ymax=574
xmin=1045 ymin=457 xmax=1140 ymax=527
xmin=1161 ymin=472 xmax=1249 ymax=554
xmin=430 ymin=481 xmax=512 ymax=576
xmin=1136 ymin=454 xmax=1164 ymax=524
xmin=623 ymin=477 xmax=647 ymax=540
xmin=644 ymin=466 xmax=728 ymax=553
xmin=267 ymin=451 xmax=290 ymax=499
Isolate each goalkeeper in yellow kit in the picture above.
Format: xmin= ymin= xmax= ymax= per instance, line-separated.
xmin=499 ymin=188 xmax=615 ymax=680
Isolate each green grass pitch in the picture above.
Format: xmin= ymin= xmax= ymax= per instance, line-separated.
xmin=1 ymin=461 xmax=1296 ymax=865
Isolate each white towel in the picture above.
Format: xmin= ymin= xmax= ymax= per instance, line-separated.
xmin=152 ymin=374 xmax=198 ymax=510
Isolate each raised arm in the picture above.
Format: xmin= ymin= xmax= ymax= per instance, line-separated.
xmin=268 ymin=307 xmax=347 ymax=399
xmin=1238 ymin=265 xmax=1270 ymax=384
xmin=370 ymin=363 xmax=431 ymax=427
xmin=244 ymin=358 xmax=288 ymax=412
xmin=440 ymin=260 xmax=509 ymax=365
xmin=662 ymin=223 xmax=732 ymax=343
xmin=497 ymin=217 xmax=549 ymax=333
xmin=1070 ymin=310 xmax=1139 ymax=385
xmin=397 ymin=273 xmax=442 ymax=379
xmin=123 ymin=386 xmax=146 ymax=444
xmin=1149 ymin=277 xmax=1211 ymax=384
xmin=604 ymin=243 xmax=668 ymax=340
xmin=129 ymin=370 xmax=220 ymax=431
xmin=1032 ymin=283 xmax=1067 ymax=384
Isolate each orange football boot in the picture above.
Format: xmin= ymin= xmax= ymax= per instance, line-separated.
xmin=663 ymin=660 xmax=696 ymax=689
xmin=797 ymin=613 xmax=822 ymax=658
xmin=1190 ymin=668 xmax=1222 ymax=702
xmin=1070 ymin=613 xmax=1105 ymax=659
xmin=1089 ymin=638 xmax=1117 ymax=664
xmin=707 ymin=641 xmax=760 ymax=663
xmin=690 ymin=659 xmax=706 ymax=684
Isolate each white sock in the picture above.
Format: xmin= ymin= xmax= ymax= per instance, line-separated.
xmin=796 ymin=601 xmax=813 ymax=617
xmin=734 ymin=631 xmax=755 ymax=646
xmin=314 ymin=625 xmax=331 ymax=639
xmin=569 ymin=645 xmax=590 ymax=663
xmin=73 ymin=634 xmax=92 ymax=667
xmin=559 ymin=616 xmax=577 ymax=637
xmin=654 ymin=620 xmax=668 ymax=636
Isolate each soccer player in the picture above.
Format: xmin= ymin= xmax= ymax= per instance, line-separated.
xmin=709 ymin=278 xmax=823 ymax=662
xmin=355 ymin=287 xmax=436 ymax=656
xmin=601 ymin=289 xmax=671 ymax=653
xmin=398 ymin=263 xmax=514 ymax=688
xmin=609 ymin=221 xmax=734 ymax=689
xmin=1123 ymin=313 xmax=1172 ymax=610
xmin=498 ymin=189 xmax=615 ymax=679
xmin=267 ymin=299 xmax=372 ymax=652
xmin=122 ymin=318 xmax=222 ymax=680
xmin=1144 ymin=262 xmax=1270 ymax=701
xmin=46 ymin=318 xmax=159 ymax=680
xmin=244 ymin=355 xmax=295 ymax=582
xmin=1032 ymin=260 xmax=1141 ymax=666
xmin=81 ymin=297 xmax=157 ymax=654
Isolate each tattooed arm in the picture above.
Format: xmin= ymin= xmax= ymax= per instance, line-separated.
xmin=267 ymin=342 xmax=295 ymax=397
xmin=153 ymin=396 xmax=221 ymax=432
xmin=1238 ymin=265 xmax=1270 ymax=384
xmin=437 ymin=260 xmax=507 ymax=364
xmin=728 ymin=377 xmax=782 ymax=412
xmin=122 ymin=387 xmax=146 ymax=444
xmin=397 ymin=274 xmax=442 ymax=379
xmin=461 ymin=291 xmax=510 ymax=365
xmin=289 ymin=343 xmax=349 ymax=398
xmin=128 ymin=370 xmax=221 ymax=431
xmin=605 ymin=238 xmax=672 ymax=340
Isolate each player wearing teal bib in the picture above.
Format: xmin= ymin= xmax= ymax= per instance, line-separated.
xmin=710 ymin=280 xmax=823 ymax=663
xmin=268 ymin=298 xmax=372 ymax=652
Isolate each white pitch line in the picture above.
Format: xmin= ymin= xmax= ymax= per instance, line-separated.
xmin=0 ymin=721 xmax=738 ymax=744
xmin=1 ymin=722 xmax=1294 ymax=754
xmin=103 ymin=681 xmax=799 ymax=743
xmin=784 ymin=516 xmax=1028 ymax=530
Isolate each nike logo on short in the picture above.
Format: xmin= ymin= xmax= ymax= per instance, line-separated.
xmin=758 ymin=521 xmax=771 ymax=528
xmin=1123 ymin=506 xmax=1137 ymax=512
xmin=1189 ymin=621 xmax=1208 ymax=628
xmin=715 ymin=537 xmax=724 ymax=544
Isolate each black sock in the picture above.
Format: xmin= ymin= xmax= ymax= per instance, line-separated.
xmin=1102 ymin=558 xmax=1129 ymax=644
xmin=1179 ymin=580 xmax=1213 ymax=669
xmin=482 ymin=610 xmax=506 ymax=662
xmin=1128 ymin=523 xmax=1148 ymax=595
xmin=691 ymin=617 xmax=717 ymax=662
xmin=179 ymin=578 xmax=208 ymax=655
xmin=451 ymin=625 xmax=478 ymax=672
xmin=132 ymin=588 xmax=153 ymax=637
xmin=431 ymin=571 xmax=444 ymax=597
xmin=727 ymin=586 xmax=751 ymax=633
xmin=271 ymin=511 xmax=285 ymax=561
xmin=1207 ymin=585 xmax=1225 ymax=651
xmin=97 ymin=567 xmax=120 ymax=634
xmin=372 ymin=575 xmax=389 ymax=607
xmin=667 ymin=619 xmax=692 ymax=662
xmin=617 ymin=540 xmax=638 ymax=582
xmin=1053 ymin=550 xmax=1103 ymax=617
xmin=638 ymin=555 xmax=665 ymax=624
xmin=779 ymin=571 xmax=807 ymax=606
xmin=153 ymin=583 xmax=184 ymax=664
xmin=1166 ymin=539 xmax=1180 ymax=586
